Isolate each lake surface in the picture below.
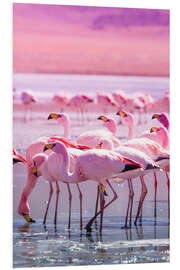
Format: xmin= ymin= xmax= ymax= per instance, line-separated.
xmin=13 ymin=73 xmax=169 ymax=102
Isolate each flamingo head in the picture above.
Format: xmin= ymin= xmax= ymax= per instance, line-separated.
xmin=18 ymin=199 xmax=35 ymax=223
xmin=43 ymin=142 xmax=62 ymax=153
xmin=152 ymin=113 xmax=169 ymax=130
xmin=116 ymin=109 xmax=134 ymax=126
xmin=32 ymin=154 xmax=47 ymax=177
xmin=48 ymin=112 xmax=69 ymax=125
xmin=150 ymin=126 xmax=167 ymax=136
xmin=48 ymin=113 xmax=61 ymax=120
xmin=97 ymin=115 xmax=109 ymax=122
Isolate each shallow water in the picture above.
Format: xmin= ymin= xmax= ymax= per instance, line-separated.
xmin=13 ymin=162 xmax=170 ymax=267
xmin=13 ymin=216 xmax=169 ymax=268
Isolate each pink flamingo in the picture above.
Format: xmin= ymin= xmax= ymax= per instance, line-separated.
xmin=21 ymin=90 xmax=37 ymax=122
xmin=52 ymin=93 xmax=69 ymax=112
xmin=31 ymin=146 xmax=84 ymax=229
xmin=159 ymin=90 xmax=169 ymax=113
xmin=112 ymin=90 xmax=127 ymax=108
xmin=96 ymin=91 xmax=118 ymax=114
xmin=134 ymin=92 xmax=157 ymax=124
xmin=68 ymin=94 xmax=94 ymax=125
xmin=17 ymin=136 xmax=86 ymax=226
xmin=42 ymin=141 xmax=144 ymax=232
xmin=94 ymin=141 xmax=160 ymax=228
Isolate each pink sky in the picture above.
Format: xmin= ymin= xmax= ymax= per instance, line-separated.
xmin=13 ymin=3 xmax=169 ymax=76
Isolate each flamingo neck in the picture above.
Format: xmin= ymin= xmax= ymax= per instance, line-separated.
xmin=105 ymin=120 xmax=117 ymax=135
xmin=160 ymin=129 xmax=169 ymax=149
xmin=18 ymin=168 xmax=38 ymax=214
xmin=160 ymin=113 xmax=169 ymax=130
xmin=58 ymin=117 xmax=71 ymax=139
xmin=127 ymin=121 xmax=134 ymax=140
xmin=57 ymin=147 xmax=79 ymax=183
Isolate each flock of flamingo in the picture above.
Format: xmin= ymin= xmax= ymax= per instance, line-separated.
xmin=13 ymin=97 xmax=170 ymax=232
xmin=13 ymin=88 xmax=169 ymax=123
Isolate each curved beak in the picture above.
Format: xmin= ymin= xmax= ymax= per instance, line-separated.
xmin=96 ymin=142 xmax=102 ymax=149
xmin=47 ymin=113 xmax=61 ymax=120
xmin=150 ymin=127 xmax=158 ymax=133
xmin=43 ymin=143 xmax=53 ymax=152
xmin=22 ymin=213 xmax=36 ymax=223
xmin=116 ymin=109 xmax=126 ymax=117
xmin=32 ymin=165 xmax=38 ymax=177
xmin=152 ymin=113 xmax=160 ymax=119
xmin=97 ymin=115 xmax=108 ymax=122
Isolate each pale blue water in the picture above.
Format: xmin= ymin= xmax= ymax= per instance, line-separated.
xmin=13 ymin=73 xmax=169 ymax=102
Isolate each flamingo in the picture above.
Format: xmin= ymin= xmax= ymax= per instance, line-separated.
xmin=52 ymin=93 xmax=70 ymax=113
xmin=68 ymin=94 xmax=94 ymax=125
xmin=42 ymin=141 xmax=145 ymax=231
xmin=21 ymin=90 xmax=37 ymax=122
xmin=17 ymin=136 xmax=88 ymax=227
xmin=96 ymin=91 xmax=118 ymax=114
xmin=94 ymin=142 xmax=160 ymax=228
xmin=31 ymin=146 xmax=84 ymax=229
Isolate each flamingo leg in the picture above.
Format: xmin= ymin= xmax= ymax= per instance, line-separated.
xmin=94 ymin=185 xmax=100 ymax=223
xmin=165 ymin=172 xmax=170 ymax=221
xmin=66 ymin=183 xmax=72 ymax=229
xmin=123 ymin=179 xmax=131 ymax=228
xmin=134 ymin=176 xmax=148 ymax=225
xmin=85 ymin=180 xmax=117 ymax=232
xmin=76 ymin=183 xmax=83 ymax=230
xmin=43 ymin=182 xmax=53 ymax=225
xmin=154 ymin=172 xmax=158 ymax=222
xmin=128 ymin=179 xmax=134 ymax=227
xmin=54 ymin=181 xmax=60 ymax=225
xmin=99 ymin=185 xmax=105 ymax=233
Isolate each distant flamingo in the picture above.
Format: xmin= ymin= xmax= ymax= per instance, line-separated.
xmin=68 ymin=94 xmax=94 ymax=125
xmin=96 ymin=91 xmax=118 ymax=114
xmin=21 ymin=90 xmax=37 ymax=122
xmin=43 ymin=141 xmax=143 ymax=231
xmin=52 ymin=93 xmax=69 ymax=112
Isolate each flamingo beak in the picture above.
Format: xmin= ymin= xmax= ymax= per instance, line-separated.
xmin=97 ymin=115 xmax=108 ymax=122
xmin=43 ymin=143 xmax=54 ymax=152
xmin=32 ymin=166 xmax=38 ymax=177
xmin=152 ymin=113 xmax=160 ymax=119
xmin=22 ymin=213 xmax=36 ymax=223
xmin=47 ymin=113 xmax=60 ymax=120
xmin=96 ymin=142 xmax=103 ymax=149
xmin=116 ymin=110 xmax=127 ymax=117
xmin=150 ymin=127 xmax=158 ymax=133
